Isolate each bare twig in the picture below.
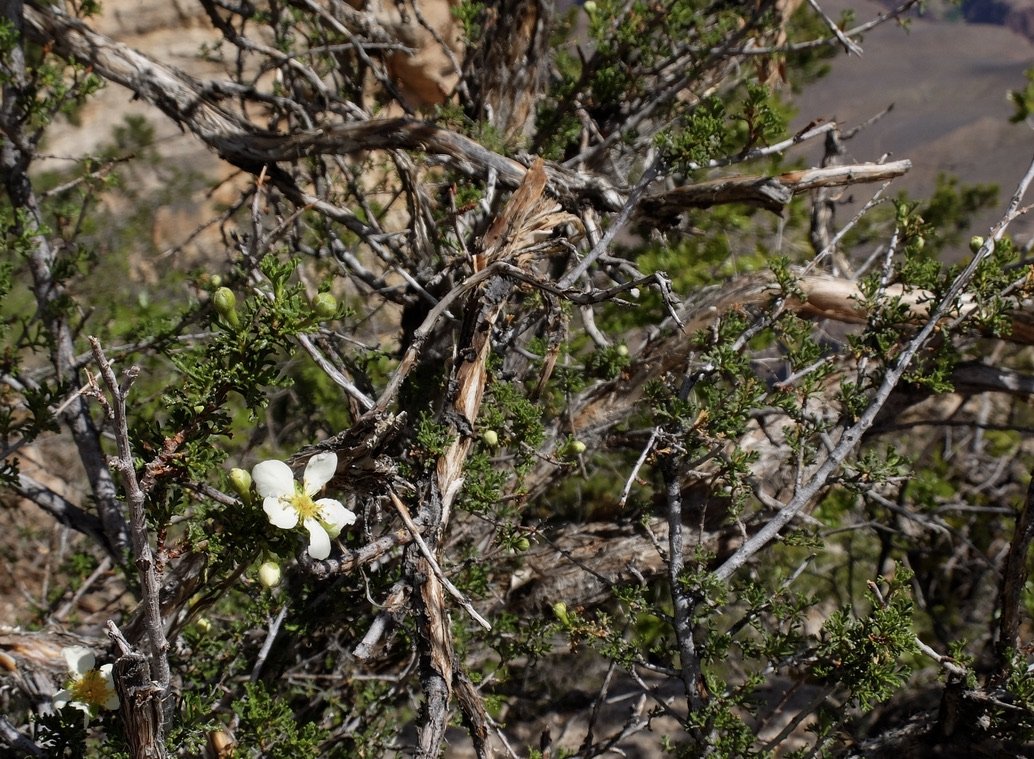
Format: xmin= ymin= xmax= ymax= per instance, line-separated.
xmin=0 ymin=716 xmax=43 ymax=757
xmin=618 ymin=427 xmax=660 ymax=508
xmin=805 ymin=0 xmax=864 ymax=55
xmin=558 ymin=156 xmax=662 ymax=288
xmin=296 ymin=333 xmax=375 ymax=411
xmin=661 ymin=454 xmax=706 ymax=715
xmin=13 ymin=473 xmax=114 ymax=556
xmin=250 ymin=604 xmax=289 ymax=682
xmin=52 ymin=556 xmax=113 ymax=623
xmin=388 ymin=489 xmax=491 ymax=631
xmin=89 ymin=339 xmax=171 ymax=706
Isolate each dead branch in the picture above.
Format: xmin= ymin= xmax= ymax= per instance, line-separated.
xmin=993 ymin=468 xmax=1034 ymax=681
xmin=107 ymin=622 xmax=166 ymax=759
xmin=23 ymin=1 xmax=913 ymax=223
xmin=0 ymin=716 xmax=43 ymax=757
xmin=462 ymin=0 xmax=551 ymax=139
xmin=639 ymin=160 xmax=912 ymax=216
xmin=13 ymin=473 xmax=113 ymax=556
xmin=88 ymin=340 xmax=170 ymax=716
xmin=503 ymin=518 xmax=735 ymax=614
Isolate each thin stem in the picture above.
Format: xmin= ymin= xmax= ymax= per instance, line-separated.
xmin=89 ymin=339 xmax=171 ymax=699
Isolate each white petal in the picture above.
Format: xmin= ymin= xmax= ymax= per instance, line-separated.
xmin=263 ymin=497 xmax=298 ymax=529
xmin=316 ymin=498 xmax=355 ymax=531
xmin=303 ymin=518 xmax=332 ymax=560
xmin=53 ymin=689 xmax=72 ymax=709
xmin=302 ymin=452 xmax=338 ymax=495
xmin=252 ymin=460 xmax=295 ymax=498
xmin=62 ymin=646 xmax=94 ymax=676
xmin=99 ymin=664 xmax=121 ymax=710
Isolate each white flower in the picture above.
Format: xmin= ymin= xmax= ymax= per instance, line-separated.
xmin=252 ymin=452 xmax=355 ymax=560
xmin=52 ymin=646 xmax=119 ymax=724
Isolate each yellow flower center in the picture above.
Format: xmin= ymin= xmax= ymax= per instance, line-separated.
xmin=290 ymin=484 xmax=319 ymax=520
xmin=71 ymin=669 xmax=111 ymax=708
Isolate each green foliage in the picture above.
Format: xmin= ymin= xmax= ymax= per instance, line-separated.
xmin=452 ymin=0 xmax=486 ymax=41
xmin=658 ymin=82 xmax=790 ymax=171
xmin=658 ymin=96 xmax=729 ymax=168
xmin=919 ymin=174 xmax=998 ymax=251
xmin=415 ymin=411 xmax=454 ymax=457
xmin=230 ymin=681 xmax=328 ymax=757
xmin=0 ymin=21 xmax=104 ymax=130
xmin=1009 ymin=67 xmax=1034 ymax=125
xmin=813 ymin=572 xmax=918 ymax=710
xmin=583 ymin=343 xmax=631 ymax=380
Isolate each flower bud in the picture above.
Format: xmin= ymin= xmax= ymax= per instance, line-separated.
xmin=515 ymin=536 xmax=531 ymax=552
xmin=628 ymin=287 xmax=640 ymax=299
xmin=616 ymin=344 xmax=629 ymax=357
xmin=195 ymin=617 xmax=212 ymax=634
xmin=258 ymin=560 xmax=282 ymax=588
xmin=565 ymin=439 xmax=587 ymax=456
xmin=228 ymin=468 xmax=252 ymax=497
xmin=552 ymin=601 xmax=570 ymax=625
xmin=970 ymin=235 xmax=984 ymax=253
xmin=583 ymin=0 xmax=597 ymax=12
xmin=481 ymin=429 xmax=499 ymax=447
xmin=209 ymin=274 xmax=223 ymax=288
xmin=212 ymin=287 xmax=240 ymax=328
xmin=311 ymin=292 xmax=338 ymax=320
xmin=208 ymin=730 xmax=235 ymax=758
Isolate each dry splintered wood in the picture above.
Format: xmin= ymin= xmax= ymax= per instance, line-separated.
xmin=639 ymin=161 xmax=912 ymax=215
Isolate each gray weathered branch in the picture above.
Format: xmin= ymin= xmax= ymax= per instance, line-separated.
xmin=89 ymin=340 xmax=170 ymax=721
xmin=639 ymin=161 xmax=912 ymax=216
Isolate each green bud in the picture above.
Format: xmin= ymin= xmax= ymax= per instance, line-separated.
xmin=311 ymin=292 xmax=338 ymax=320
xmin=195 ymin=616 xmax=212 ymax=634
xmin=481 ymin=429 xmax=499 ymax=447
xmin=258 ymin=560 xmax=282 ymax=588
xmin=583 ymin=0 xmax=597 ymax=12
xmin=515 ymin=536 xmax=531 ymax=552
xmin=566 ymin=439 xmax=587 ymax=456
xmin=209 ymin=274 xmax=223 ymax=288
xmin=212 ymin=287 xmax=240 ymax=328
xmin=913 ymin=235 xmax=924 ymax=251
xmin=969 ymin=236 xmax=984 ymax=253
xmin=552 ymin=601 xmax=569 ymax=625
xmin=228 ymin=468 xmax=252 ymax=497
xmin=616 ymin=344 xmax=629 ymax=357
